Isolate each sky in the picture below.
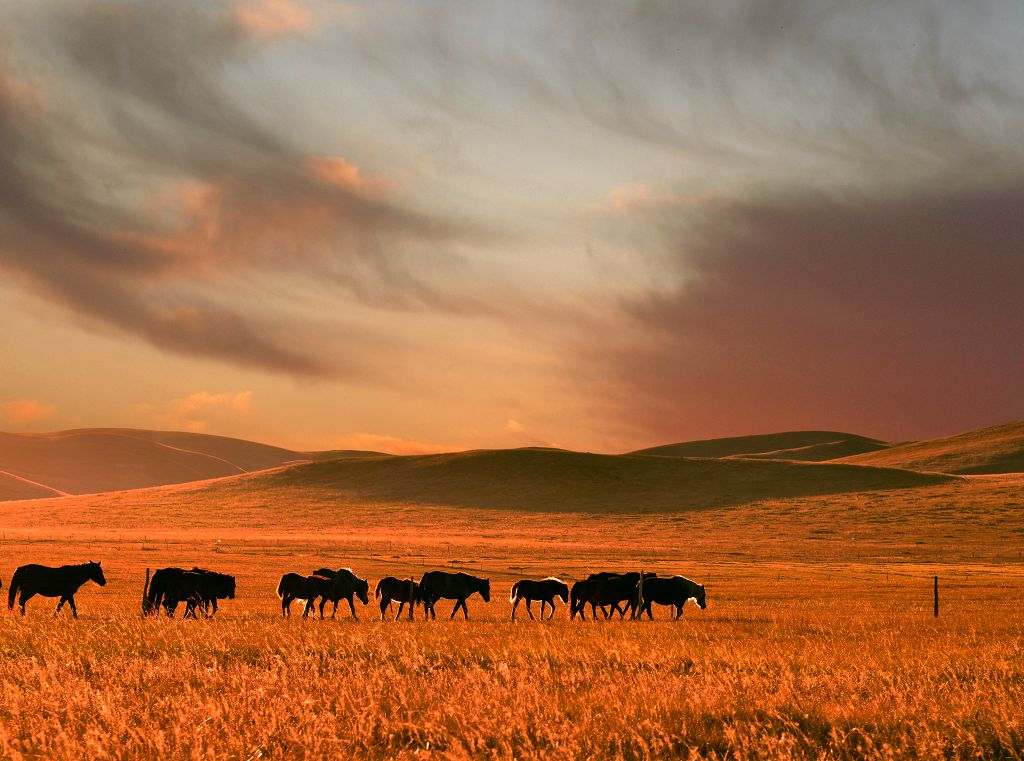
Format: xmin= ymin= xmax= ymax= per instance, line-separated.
xmin=0 ymin=0 xmax=1022 ymax=454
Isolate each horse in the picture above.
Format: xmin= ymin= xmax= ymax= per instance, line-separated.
xmin=419 ymin=571 xmax=490 ymax=619
xmin=145 ymin=567 xmax=235 ymax=617
xmin=570 ymin=572 xmax=656 ymax=620
xmin=277 ymin=573 xmax=331 ymax=618
xmin=635 ymin=575 xmax=706 ymax=620
xmin=374 ymin=576 xmax=422 ymax=620
xmin=7 ymin=562 xmax=106 ymax=618
xmin=510 ymin=577 xmax=569 ymax=620
xmin=310 ymin=568 xmax=370 ymax=619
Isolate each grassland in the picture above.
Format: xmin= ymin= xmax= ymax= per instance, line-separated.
xmin=0 ymin=467 xmax=1022 ymax=759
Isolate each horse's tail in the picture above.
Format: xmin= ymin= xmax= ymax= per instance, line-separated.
xmin=7 ymin=569 xmax=19 ymax=611
xmin=509 ymin=581 xmax=520 ymax=603
xmin=276 ymin=576 xmax=286 ymax=599
xmin=374 ymin=580 xmax=383 ymax=599
xmin=146 ymin=570 xmax=165 ymax=612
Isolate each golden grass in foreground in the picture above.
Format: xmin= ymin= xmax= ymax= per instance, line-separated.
xmin=0 ymin=474 xmax=1021 ymax=758
xmin=0 ymin=582 xmax=1021 ymax=760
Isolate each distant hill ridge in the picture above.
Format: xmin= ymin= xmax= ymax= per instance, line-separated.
xmin=630 ymin=431 xmax=889 ymax=460
xmin=234 ymin=447 xmax=950 ymax=513
xmin=837 ymin=421 xmax=1024 ymax=475
xmin=0 ymin=428 xmax=382 ymax=500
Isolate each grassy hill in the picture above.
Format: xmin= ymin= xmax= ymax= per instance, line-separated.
xmin=0 ymin=428 xmax=388 ymax=501
xmin=222 ymin=447 xmax=951 ymax=513
xmin=837 ymin=421 xmax=1024 ymax=474
xmin=631 ymin=431 xmax=889 ymax=460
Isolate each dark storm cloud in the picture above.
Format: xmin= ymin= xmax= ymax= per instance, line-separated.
xmin=593 ymin=183 xmax=1024 ymax=443
xmin=0 ymin=1 xmax=488 ymax=378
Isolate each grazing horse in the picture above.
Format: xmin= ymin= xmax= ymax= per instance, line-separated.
xmin=419 ymin=571 xmax=490 ymax=619
xmin=570 ymin=572 xmax=656 ymax=620
xmin=8 ymin=562 xmax=106 ymax=618
xmin=375 ymin=576 xmax=422 ymax=620
xmin=146 ymin=567 xmax=235 ymax=617
xmin=310 ymin=568 xmax=370 ymax=619
xmin=277 ymin=573 xmax=331 ymax=618
xmin=510 ymin=577 xmax=569 ymax=620
xmin=635 ymin=576 xmax=706 ymax=620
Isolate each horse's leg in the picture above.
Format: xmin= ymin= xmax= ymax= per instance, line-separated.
xmin=55 ymin=597 xmax=65 ymax=617
xmin=510 ymin=597 xmax=519 ymax=620
xmin=19 ymin=590 xmax=32 ymax=616
xmin=449 ymin=599 xmax=458 ymax=620
xmin=396 ymin=601 xmax=405 ymax=620
xmin=282 ymin=595 xmax=290 ymax=618
xmin=331 ymin=599 xmax=339 ymax=619
xmin=381 ymin=599 xmax=389 ymax=620
xmin=68 ymin=596 xmax=78 ymax=619
xmin=347 ymin=596 xmax=357 ymax=620
xmin=461 ymin=598 xmax=469 ymax=620
xmin=525 ymin=599 xmax=535 ymax=621
xmin=318 ymin=597 xmax=327 ymax=620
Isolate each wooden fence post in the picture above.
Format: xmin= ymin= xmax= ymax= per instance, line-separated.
xmin=934 ymin=575 xmax=939 ymax=618
xmin=636 ymin=569 xmax=644 ymax=620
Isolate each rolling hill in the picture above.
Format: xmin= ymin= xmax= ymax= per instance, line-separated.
xmin=0 ymin=428 xmax=381 ymax=500
xmin=220 ymin=447 xmax=952 ymax=513
xmin=631 ymin=431 xmax=889 ymax=460
xmin=837 ymin=421 xmax=1024 ymax=474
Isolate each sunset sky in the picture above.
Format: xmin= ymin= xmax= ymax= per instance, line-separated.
xmin=1 ymin=0 xmax=1022 ymax=453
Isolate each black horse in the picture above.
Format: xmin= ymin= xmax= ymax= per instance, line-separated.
xmin=510 ymin=577 xmax=569 ymax=620
xmin=570 ymin=572 xmax=656 ymax=620
xmin=310 ymin=568 xmax=370 ymax=619
xmin=277 ymin=573 xmax=331 ymax=618
xmin=145 ymin=567 xmax=235 ymax=617
xmin=375 ymin=576 xmax=422 ymax=620
xmin=635 ymin=575 xmax=706 ymax=620
xmin=8 ymin=562 xmax=106 ymax=618
xmin=419 ymin=571 xmax=490 ymax=619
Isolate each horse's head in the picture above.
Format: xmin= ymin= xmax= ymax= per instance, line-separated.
xmin=216 ymin=574 xmax=236 ymax=599
xmin=479 ymin=577 xmax=491 ymax=602
xmin=695 ymin=584 xmax=706 ymax=610
xmin=90 ymin=561 xmax=107 ymax=587
xmin=556 ymin=581 xmax=569 ymax=603
xmin=356 ymin=577 xmax=370 ymax=605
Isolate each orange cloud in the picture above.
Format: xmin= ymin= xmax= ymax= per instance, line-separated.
xmin=0 ymin=399 xmax=57 ymax=427
xmin=604 ymin=184 xmax=714 ymax=211
xmin=139 ymin=391 xmax=252 ymax=432
xmin=333 ymin=433 xmax=451 ymax=455
xmin=234 ymin=0 xmax=312 ymax=39
xmin=308 ymin=156 xmax=390 ymax=196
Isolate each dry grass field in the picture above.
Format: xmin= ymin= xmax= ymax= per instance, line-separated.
xmin=0 ymin=462 xmax=1022 ymax=759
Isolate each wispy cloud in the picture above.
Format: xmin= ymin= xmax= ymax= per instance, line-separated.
xmin=139 ymin=390 xmax=253 ymax=433
xmin=0 ymin=399 xmax=58 ymax=428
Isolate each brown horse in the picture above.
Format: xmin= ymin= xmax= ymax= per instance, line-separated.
xmin=277 ymin=573 xmax=331 ymax=618
xmin=510 ymin=577 xmax=569 ymax=620
xmin=310 ymin=568 xmax=370 ymax=619
xmin=8 ymin=562 xmax=106 ymax=618
xmin=635 ymin=575 xmax=706 ymax=620
xmin=374 ymin=576 xmax=422 ymax=620
xmin=419 ymin=571 xmax=490 ymax=619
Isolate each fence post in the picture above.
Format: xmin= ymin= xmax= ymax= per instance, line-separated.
xmin=636 ymin=569 xmax=644 ymax=620
xmin=934 ymin=575 xmax=939 ymax=618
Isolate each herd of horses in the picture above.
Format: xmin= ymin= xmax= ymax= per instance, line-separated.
xmin=0 ymin=563 xmax=707 ymax=621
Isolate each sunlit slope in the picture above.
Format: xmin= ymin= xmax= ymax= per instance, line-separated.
xmin=837 ymin=421 xmax=1024 ymax=474
xmin=236 ymin=447 xmax=950 ymax=512
xmin=631 ymin=431 xmax=888 ymax=460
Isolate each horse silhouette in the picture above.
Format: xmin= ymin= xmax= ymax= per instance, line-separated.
xmin=8 ymin=562 xmax=106 ymax=618
xmin=570 ymin=572 xmax=656 ymax=620
xmin=635 ymin=575 xmax=706 ymax=619
xmin=374 ymin=576 xmax=422 ymax=620
xmin=510 ymin=577 xmax=569 ymax=620
xmin=419 ymin=571 xmax=490 ymax=619
xmin=145 ymin=567 xmax=235 ymax=617
xmin=310 ymin=568 xmax=370 ymax=619
xmin=277 ymin=573 xmax=331 ymax=618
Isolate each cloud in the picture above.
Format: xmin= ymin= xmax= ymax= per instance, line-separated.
xmin=139 ymin=390 xmax=253 ymax=433
xmin=234 ymin=0 xmax=312 ymax=39
xmin=0 ymin=399 xmax=57 ymax=428
xmin=0 ymin=1 xmax=489 ymax=380
xmin=585 ymin=181 xmax=1024 ymax=443
xmin=331 ymin=433 xmax=451 ymax=455
xmin=602 ymin=184 xmax=713 ymax=212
